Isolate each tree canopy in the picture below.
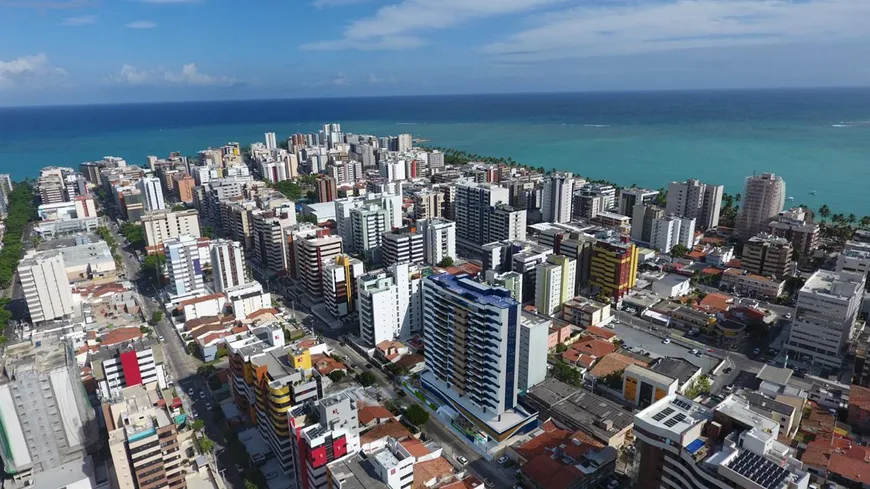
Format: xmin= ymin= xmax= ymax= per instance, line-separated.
xmin=404 ymin=404 xmax=429 ymax=426
xmin=0 ymin=182 xmax=37 ymax=289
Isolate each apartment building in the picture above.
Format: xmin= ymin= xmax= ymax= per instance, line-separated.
xmin=618 ymin=187 xmax=659 ymax=216
xmin=165 ymin=235 xmax=205 ymax=298
xmin=294 ymin=393 xmax=361 ymax=489
xmin=295 ymin=230 xmax=344 ymax=299
xmin=382 ymin=226 xmax=424 ymax=268
xmin=412 ymin=189 xmax=444 ymax=220
xmin=519 ymin=312 xmax=550 ymax=392
xmin=252 ymin=208 xmax=297 ymax=274
xmin=742 ymin=234 xmax=793 ymax=279
xmin=590 ymin=237 xmax=638 ymax=301
xmin=650 ymin=215 xmax=695 ymax=253
xmin=358 ymin=263 xmax=423 ymax=346
xmin=535 ymin=255 xmax=577 ymax=316
xmin=137 ymin=176 xmax=165 ymax=211
xmin=18 ymin=250 xmax=75 ymax=324
xmin=420 ymin=218 xmax=456 ymax=266
xmin=88 ymin=339 xmax=165 ymax=400
xmin=767 ymin=207 xmax=820 ymax=257
xmin=631 ymin=204 xmax=666 ymax=244
xmin=666 ymin=179 xmax=724 ymax=230
xmin=141 ymin=209 xmax=201 ymax=248
xmin=541 ymin=172 xmax=575 ymax=223
xmin=322 ymin=255 xmax=365 ymax=319
xmin=454 ymin=181 xmax=509 ymax=246
xmin=351 ymin=204 xmax=390 ymax=266
xmin=736 ymin=173 xmax=786 ymax=239
xmin=210 ymin=239 xmax=248 ymax=292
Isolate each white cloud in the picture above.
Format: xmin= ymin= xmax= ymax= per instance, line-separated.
xmin=61 ymin=14 xmax=96 ymax=25
xmin=0 ymin=53 xmax=68 ymax=88
xmin=482 ymin=0 xmax=870 ymax=62
xmin=107 ymin=63 xmax=236 ymax=86
xmin=125 ymin=20 xmax=157 ymax=28
xmin=300 ymin=0 xmax=566 ymax=51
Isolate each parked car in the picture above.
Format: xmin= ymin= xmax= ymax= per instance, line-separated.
xmin=752 ymin=348 xmax=761 ymax=356
xmin=724 ymin=367 xmax=733 ymax=374
xmin=484 ymin=479 xmax=495 ymax=488
xmin=662 ymin=338 xmax=671 ymax=344
xmin=456 ymin=456 xmax=468 ymax=466
xmin=690 ymin=349 xmax=699 ymax=355
xmin=784 ymin=313 xmax=792 ymax=319
xmin=497 ymin=456 xmax=508 ymax=465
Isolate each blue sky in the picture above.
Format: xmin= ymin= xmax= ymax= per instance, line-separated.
xmin=1 ymin=0 xmax=869 ymax=105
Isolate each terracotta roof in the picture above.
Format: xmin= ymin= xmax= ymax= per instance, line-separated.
xmin=522 ymin=453 xmax=584 ymax=489
xmin=588 ymin=353 xmax=648 ymax=378
xmin=311 ymin=354 xmax=347 ymax=375
xmin=562 ymin=349 xmax=581 ymax=364
xmin=400 ymin=438 xmax=431 ymax=458
xmin=360 ymin=420 xmax=411 ymax=445
xmin=851 ymin=384 xmax=870 ymax=411
xmin=516 ymin=423 xmax=603 ymax=461
xmin=570 ymin=338 xmax=616 ymax=358
xmin=296 ymin=339 xmax=319 ymax=350
xmin=699 ymin=293 xmax=733 ymax=313
xmin=395 ymin=353 xmax=425 ymax=369
xmin=829 ymin=448 xmax=870 ymax=483
xmin=101 ymin=327 xmax=144 ymax=347
xmin=177 ymin=293 xmax=224 ymax=308
xmin=577 ymin=354 xmax=597 ymax=369
xmin=702 ymin=267 xmax=724 ymax=275
xmin=247 ymin=307 xmax=279 ymax=319
xmin=358 ymin=405 xmax=395 ymax=426
xmin=584 ymin=326 xmax=616 ymax=340
xmin=412 ymin=457 xmax=454 ymax=489
xmin=440 ymin=477 xmax=483 ymax=489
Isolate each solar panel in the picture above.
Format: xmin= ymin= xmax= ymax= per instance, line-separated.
xmin=652 ymin=407 xmax=674 ymax=421
xmin=672 ymin=398 xmax=693 ymax=410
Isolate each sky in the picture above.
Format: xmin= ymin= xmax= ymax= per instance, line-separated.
xmin=1 ymin=0 xmax=870 ymax=105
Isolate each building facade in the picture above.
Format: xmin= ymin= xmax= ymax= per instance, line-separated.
xmin=736 ymin=173 xmax=786 ymax=239
xmin=665 ymin=179 xmax=724 ymax=230
xmin=164 ymin=235 xmax=205 ymax=298
xmin=210 ymin=239 xmax=248 ymax=292
xmin=534 ymin=255 xmax=577 ymax=316
xmin=590 ymin=238 xmax=638 ymax=301
xmin=18 ymin=251 xmax=75 ymax=323
xmin=541 ymin=172 xmax=575 ymax=223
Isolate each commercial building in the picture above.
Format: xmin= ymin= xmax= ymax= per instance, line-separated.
xmin=534 ymin=255 xmax=577 ymax=316
xmin=767 ymin=207 xmax=819 ymax=257
xmin=736 ymin=172 xmax=786 ymax=239
xmin=665 ymin=179 xmax=724 ymax=230
xmin=633 ymin=394 xmax=809 ymax=489
xmin=650 ymin=215 xmax=695 ymax=253
xmin=88 ymin=339 xmax=165 ymax=399
xmin=322 ymin=255 xmax=365 ymax=319
xmin=421 ymin=274 xmax=537 ymax=443
xmin=720 ymin=268 xmax=785 ymax=299
xmin=420 ymin=218 xmax=456 ymax=266
xmin=541 ymin=172 xmax=575 ymax=223
xmin=590 ymin=237 xmax=638 ymax=301
xmin=105 ymin=384 xmax=186 ymax=489
xmin=519 ymin=312 xmax=550 ymax=392
xmin=296 ymin=230 xmax=344 ymax=299
xmin=0 ymin=339 xmax=98 ymax=486
xmin=836 ymin=246 xmax=870 ymax=286
xmin=358 ymin=263 xmax=423 ymax=346
xmin=382 ymin=226 xmax=424 ymax=268
xmin=137 ymin=176 xmax=165 ymax=211
xmin=165 ymin=235 xmax=205 ymax=298
xmin=210 ymin=239 xmax=248 ymax=292
xmin=786 ymin=270 xmax=865 ymax=369
xmin=618 ymin=188 xmax=659 ymax=216
xmin=141 ymin=209 xmax=202 ymax=248
xmin=742 ymin=234 xmax=793 ymax=279
xmin=18 ymin=250 xmax=75 ymax=324
xmin=631 ymin=204 xmax=666 ymax=244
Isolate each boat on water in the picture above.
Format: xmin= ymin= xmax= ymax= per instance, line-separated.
xmin=787 ymin=196 xmax=794 ymax=201
xmin=810 ymin=191 xmax=817 ymax=195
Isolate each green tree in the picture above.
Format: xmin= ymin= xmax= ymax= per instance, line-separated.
xmin=149 ymin=311 xmax=164 ymax=325
xmin=684 ymin=375 xmax=712 ymax=398
xmin=141 ymin=254 xmax=166 ymax=286
xmin=274 ymin=181 xmax=305 ymax=201
xmin=555 ymin=343 xmax=568 ymax=353
xmin=197 ymin=434 xmax=215 ymax=453
xmin=119 ymin=222 xmax=146 ymax=249
xmin=437 ymin=256 xmax=455 ymax=267
xmin=0 ymin=182 xmax=37 ymax=289
xmin=172 ymin=204 xmax=187 ymax=212
xmin=861 ymin=216 xmax=870 ymax=230
xmin=0 ymin=335 xmax=7 ymax=345
xmin=244 ymin=480 xmax=259 ymax=489
xmin=356 ymin=371 xmax=377 ymax=387
xmin=552 ymin=362 xmax=582 ymax=387
xmin=670 ymin=244 xmax=690 ymax=258
xmin=297 ymin=213 xmax=318 ymax=224
xmin=601 ymin=369 xmax=625 ymax=389
xmin=198 ymin=365 xmax=217 ymax=377
xmin=818 ymin=204 xmax=831 ymax=221
xmin=192 ymin=419 xmax=206 ymax=432
xmin=404 ymin=404 xmax=429 ymax=426
xmin=328 ymin=371 xmax=346 ymax=383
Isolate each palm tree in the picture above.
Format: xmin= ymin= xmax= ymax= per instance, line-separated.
xmin=861 ymin=216 xmax=870 ymax=229
xmin=818 ymin=204 xmax=830 ymax=221
xmin=735 ymin=193 xmax=741 ymax=203
xmin=848 ymin=214 xmax=857 ymax=227
xmin=832 ymin=213 xmax=845 ymax=225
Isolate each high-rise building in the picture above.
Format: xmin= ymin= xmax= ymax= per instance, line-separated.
xmin=141 ymin=209 xmax=202 ymax=248
xmin=137 ymin=176 xmax=166 ymax=211
xmin=0 ymin=174 xmax=13 ymax=206
xmin=173 ymin=173 xmax=196 ymax=203
xmin=736 ymin=172 xmax=786 ymax=239
xmin=650 ymin=215 xmax=695 ymax=253
xmin=210 ymin=239 xmax=248 ymax=292
xmin=0 ymin=339 xmax=98 ymax=486
xmin=296 ymin=230 xmax=344 ymax=299
xmin=454 ymin=182 xmax=510 ymax=246
xmin=511 ymin=242 xmax=554 ymax=304
xmin=534 ymin=255 xmax=577 ymax=315
xmin=487 ymin=203 xmax=527 ymax=243
xmin=38 ymin=174 xmax=66 ymax=204
xmin=322 ymin=254 xmax=365 ymax=319
xmin=666 ymin=178 xmax=724 ymax=229
xmin=293 ymin=392 xmax=361 ymax=489
xmin=590 ymin=236 xmax=638 ymax=301
xmin=317 ymin=175 xmax=338 ymax=203
xmin=546 ymin=230 xmax=594 ymax=296
xmin=358 ymin=263 xmax=423 ymax=346
xmin=334 ymin=193 xmax=402 ymax=252
xmin=427 ymin=150 xmax=445 ymax=169
xmin=484 ymin=270 xmax=523 ymax=302
xmin=18 ymin=251 xmax=74 ymax=323
xmin=420 ymin=218 xmax=456 ymax=265
xmin=382 ymin=226 xmax=424 ymax=268
xmin=742 ymin=234 xmax=793 ymax=279
xmin=89 ymin=339 xmax=165 ymax=400
xmin=164 ymin=235 xmax=205 ymax=298
xmin=351 ymin=204 xmax=390 ymax=266
xmin=397 ymin=133 xmax=412 ymax=152
xmin=767 ymin=207 xmax=820 ymax=258
xmin=421 ymin=274 xmax=536 ymax=441
xmin=73 ymin=195 xmax=97 ymax=219
xmin=541 ymin=172 xmax=575 ymax=223
xmin=252 ymin=208 xmax=297 ymax=274
xmin=519 ymin=311 xmax=550 ymax=392
xmin=106 ymin=384 xmax=187 ymax=489
xmin=265 ymin=132 xmax=278 ymax=150
xmin=630 ymin=204 xmax=666 ymax=244
xmin=618 ymin=187 xmax=659 ymax=216
xmin=412 ymin=189 xmax=444 ymax=220
xmin=786 ymin=270 xmax=865 ymax=368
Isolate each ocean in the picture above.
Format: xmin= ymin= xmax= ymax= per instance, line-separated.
xmin=1 ymin=88 xmax=869 ymax=216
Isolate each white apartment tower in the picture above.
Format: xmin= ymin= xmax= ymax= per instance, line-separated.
xmin=141 ymin=209 xmax=201 ymax=248
xmin=357 ymin=263 xmax=423 ymax=346
xmin=650 ymin=215 xmax=696 ymax=253
xmin=787 ymin=270 xmax=865 ymax=368
xmin=18 ymin=251 xmax=75 ymax=323
xmin=137 ymin=176 xmax=165 ymax=211
xmin=666 ymin=178 xmax=724 ymax=229
xmin=397 ymin=133 xmax=413 ymax=152
xmin=420 ymin=218 xmax=456 ymax=265
xmin=264 ymin=132 xmax=277 ymax=150
xmin=736 ymin=172 xmax=786 ymax=239
xmin=519 ymin=312 xmax=550 ymax=392
xmin=454 ymin=182 xmax=510 ymax=245
xmin=542 ymin=172 xmax=574 ymax=223
xmin=534 ymin=255 xmax=577 ymax=316
xmin=164 ymin=235 xmax=205 ymax=298
xmin=210 ymin=239 xmax=248 ymax=292
xmin=351 ymin=204 xmax=389 ymax=266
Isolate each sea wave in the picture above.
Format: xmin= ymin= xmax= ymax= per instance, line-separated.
xmin=583 ymin=124 xmax=611 ymax=128
xmin=831 ymin=124 xmax=853 ymax=128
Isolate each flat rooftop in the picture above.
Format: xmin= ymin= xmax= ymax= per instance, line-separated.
xmin=527 ymin=378 xmax=634 ymax=441
xmin=651 ymin=357 xmax=701 ymax=386
xmin=635 ymin=395 xmax=710 ymax=439
xmin=327 ymin=453 xmax=389 ymax=489
xmin=426 ymin=273 xmax=518 ymax=309
xmin=801 ymin=269 xmax=865 ymax=299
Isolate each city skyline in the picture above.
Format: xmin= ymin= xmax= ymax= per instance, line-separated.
xmin=2 ymin=0 xmax=870 ymax=105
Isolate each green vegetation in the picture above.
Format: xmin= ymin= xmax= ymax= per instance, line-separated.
xmin=356 ymin=371 xmax=377 ymax=387
xmin=141 ymin=254 xmax=166 ymax=287
xmin=684 ymin=375 xmax=712 ymax=399
xmin=814 ymin=205 xmax=870 ymax=243
xmin=96 ymin=226 xmax=123 ymax=266
xmin=437 ymin=256 xmax=455 ymax=267
xmin=555 ymin=343 xmax=568 ymax=353
xmin=552 ymin=362 xmax=583 ymax=387
xmin=201 ymin=225 xmax=217 ymax=239
xmin=139 ymin=325 xmax=152 ymax=335
xmin=670 ymin=244 xmax=689 ymax=258
xmin=274 ymin=180 xmax=305 ymax=201
xmin=601 ymin=369 xmax=625 ymax=390
xmin=423 ymin=146 xmax=524 ymax=168
xmin=0 ymin=183 xmax=37 ymax=289
xmin=0 ymin=335 xmax=7 ymax=345
xmin=653 ymin=188 xmax=667 ymax=207
xmin=192 ymin=419 xmax=206 ymax=432
xmin=0 ymin=298 xmax=13 ymax=334
xmin=297 ymin=213 xmax=318 ymax=224
xmin=404 ymin=404 xmax=430 ymax=426
xmin=328 ymin=371 xmax=346 ymax=383
xmin=385 ymin=363 xmax=410 ymax=378
xmin=149 ymin=311 xmax=163 ymax=325
xmin=196 ymin=434 xmax=215 ymax=453
xmin=171 ymin=204 xmax=187 ymax=212
xmin=119 ymin=222 xmax=146 ymax=250
xmin=719 ymin=193 xmax=740 ymax=228
xmin=198 ymin=364 xmax=217 ymax=377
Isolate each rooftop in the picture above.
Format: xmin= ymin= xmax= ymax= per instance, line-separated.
xmin=328 ymin=453 xmax=390 ymax=489
xmin=801 ymin=269 xmax=865 ymax=299
xmin=527 ymin=378 xmax=634 ymax=442
xmin=635 ymin=394 xmax=710 ymax=437
xmin=426 ymin=273 xmax=518 ymax=310
xmin=756 ymin=365 xmax=793 ymax=387
xmin=650 ymin=357 xmax=701 ymax=386
xmin=588 ymin=352 xmax=649 ymax=379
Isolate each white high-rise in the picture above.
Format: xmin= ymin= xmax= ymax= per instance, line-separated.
xmin=650 ymin=215 xmax=696 ymax=253
xmin=137 ymin=176 xmax=165 ymax=211
xmin=357 ymin=263 xmax=423 ymax=346
xmin=264 ymin=132 xmax=277 ymax=150
xmin=334 ymin=193 xmax=402 ymax=252
xmin=736 ymin=172 xmax=786 ymax=239
xmin=18 ymin=251 xmax=75 ymax=323
xmin=351 ymin=204 xmax=389 ymax=266
xmin=165 ymin=235 xmax=205 ymax=298
xmin=397 ymin=133 xmax=412 ymax=152
xmin=787 ymin=270 xmax=865 ymax=369
xmin=534 ymin=255 xmax=576 ymax=316
xmin=210 ymin=239 xmax=247 ymax=292
xmin=541 ymin=172 xmax=574 ymax=223
xmin=454 ymin=182 xmax=509 ymax=245
xmin=420 ymin=218 xmax=456 ymax=265
xmin=666 ymin=179 xmax=724 ymax=230
xmin=519 ymin=312 xmax=550 ymax=392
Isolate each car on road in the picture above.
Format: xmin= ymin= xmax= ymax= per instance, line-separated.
xmin=497 ymin=456 xmax=508 ymax=465
xmin=234 ymin=464 xmax=245 ymax=475
xmin=695 ymin=351 xmax=704 ymax=357
xmin=205 ymin=402 xmax=212 ymax=410
xmin=188 ymin=388 xmax=194 ymax=396
xmin=662 ymin=338 xmax=671 ymax=344
xmin=456 ymin=455 xmax=468 ymax=465
xmin=752 ymin=348 xmax=761 ymax=356
xmin=607 ymin=480 xmax=620 ymax=489
xmin=724 ymin=367 xmax=733 ymax=374
xmin=158 ymin=335 xmax=164 ymax=342
xmin=199 ymin=390 xmax=205 ymax=397
xmin=784 ymin=313 xmax=792 ymax=319
xmin=484 ymin=479 xmax=495 ymax=488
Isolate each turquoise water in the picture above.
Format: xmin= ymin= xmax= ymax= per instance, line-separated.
xmin=1 ymin=90 xmax=868 ymax=215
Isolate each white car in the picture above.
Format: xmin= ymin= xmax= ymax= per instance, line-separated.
xmin=497 ymin=456 xmax=508 ymax=465
xmin=784 ymin=313 xmax=792 ymax=319
xmin=662 ymin=339 xmax=671 ymax=344
xmin=690 ymin=349 xmax=699 ymax=355
xmin=456 ymin=456 xmax=468 ymax=466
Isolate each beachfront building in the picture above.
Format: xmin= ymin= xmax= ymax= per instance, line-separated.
xmin=650 ymin=215 xmax=695 ymax=253
xmin=666 ymin=178 xmax=724 ymax=230
xmin=618 ymin=187 xmax=659 ymax=216
xmin=736 ymin=172 xmax=786 ymax=239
